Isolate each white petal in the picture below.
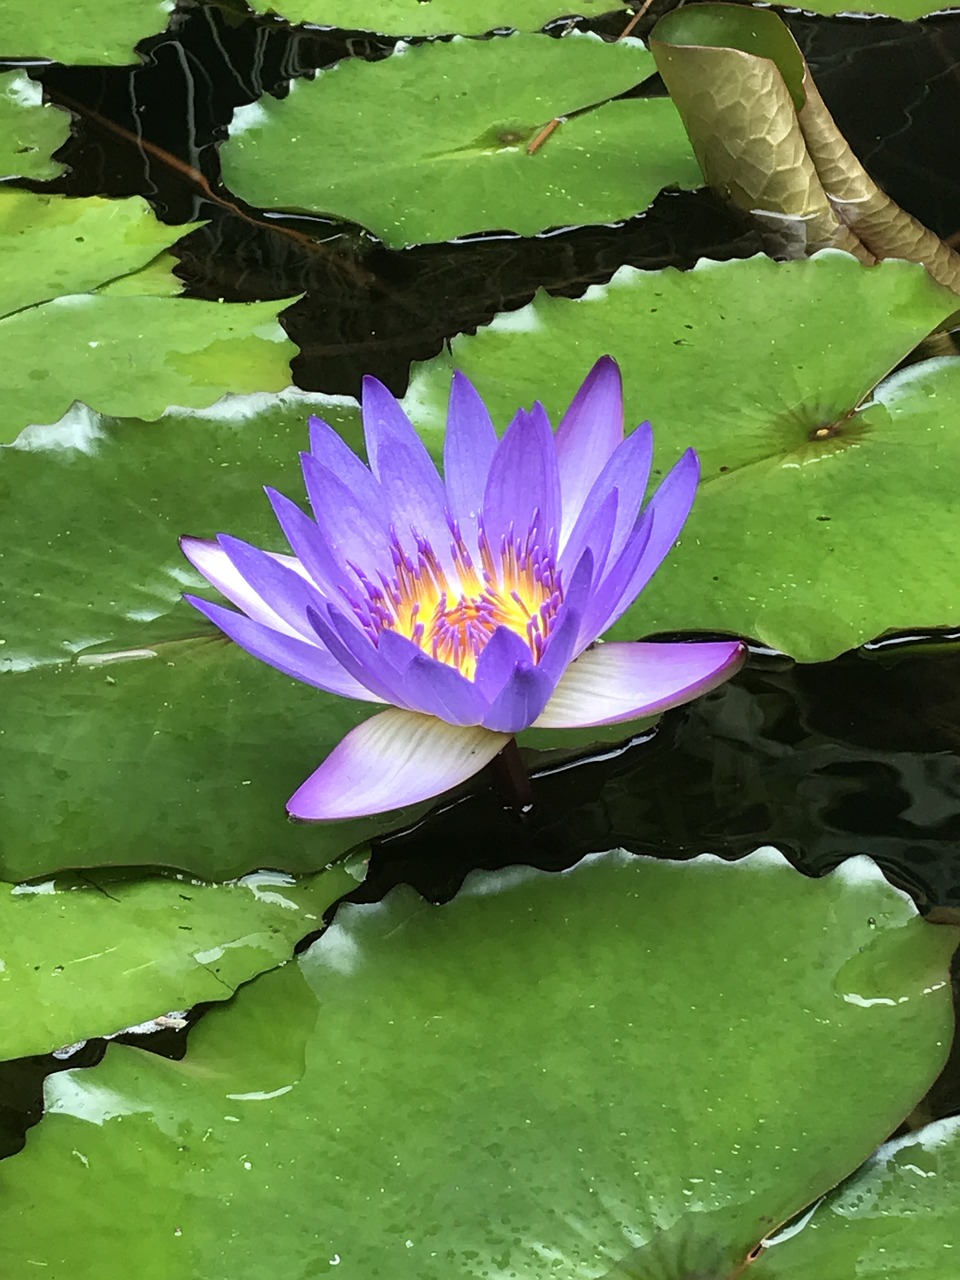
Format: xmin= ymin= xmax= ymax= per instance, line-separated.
xmin=533 ymin=640 xmax=746 ymax=729
xmin=287 ymin=708 xmax=510 ymax=821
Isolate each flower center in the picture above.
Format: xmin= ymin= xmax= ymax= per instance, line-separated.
xmin=361 ymin=520 xmax=561 ymax=680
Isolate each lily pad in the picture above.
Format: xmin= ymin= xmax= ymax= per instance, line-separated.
xmin=3 ymin=294 xmax=299 ymax=439
xmin=0 ymin=863 xmax=354 ymax=1061
xmin=220 ymin=32 xmax=700 ymax=248
xmin=0 ymin=190 xmax=188 ymax=317
xmin=795 ymin=0 xmax=948 ymax=16
xmin=2 ymin=0 xmax=175 ymax=64
xmin=0 ymin=70 xmax=70 ymax=180
xmin=0 ymin=190 xmax=298 ymax=440
xmin=246 ymin=0 xmax=633 ymax=34
xmin=752 ymin=1118 xmax=960 ymax=1277
xmin=406 ymin=252 xmax=960 ymax=660
xmin=0 ymin=393 xmax=426 ymax=882
xmin=0 ymin=850 xmax=954 ymax=1276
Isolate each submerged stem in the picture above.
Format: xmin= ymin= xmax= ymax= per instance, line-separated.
xmin=491 ymin=737 xmax=534 ymax=811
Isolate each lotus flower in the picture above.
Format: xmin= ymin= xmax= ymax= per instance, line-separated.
xmin=181 ymin=358 xmax=744 ymax=820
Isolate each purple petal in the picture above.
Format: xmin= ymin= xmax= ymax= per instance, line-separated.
xmin=361 ymin=376 xmax=451 ymax=553
xmin=555 ymin=356 xmax=624 ymax=540
xmin=538 ymin=549 xmax=595 ymax=685
xmin=181 ymin=537 xmax=308 ymax=637
xmin=574 ymin=515 xmax=653 ymax=651
xmin=377 ymin=630 xmax=487 ymax=726
xmin=214 ymin=534 xmax=327 ymax=640
xmin=300 ymin=453 xmax=393 ymax=574
xmin=481 ymin=662 xmax=554 ymax=734
xmin=472 ymin=625 xmax=534 ymax=704
xmin=585 ymin=448 xmax=700 ymax=641
xmin=307 ymin=605 xmax=412 ymax=707
xmin=287 ymin=708 xmax=509 ymax=820
xmin=482 ymin=402 xmax=561 ymax=555
xmin=558 ymin=422 xmax=653 ymax=574
xmin=308 ymin=413 xmax=373 ymax=479
xmin=265 ymin=487 xmax=350 ymax=599
xmin=443 ymin=371 xmax=498 ymax=533
xmin=555 ymin=485 xmax=619 ymax=590
xmin=184 ymin=594 xmax=381 ymax=702
xmin=534 ymin=640 xmax=746 ymax=728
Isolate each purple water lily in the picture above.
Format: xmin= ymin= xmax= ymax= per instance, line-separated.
xmin=181 ymin=358 xmax=744 ymax=820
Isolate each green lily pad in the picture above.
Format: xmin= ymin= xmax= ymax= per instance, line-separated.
xmin=246 ymin=0 xmax=633 ymax=34
xmin=751 ymin=1118 xmax=960 ymax=1277
xmin=0 ymin=863 xmax=354 ymax=1061
xmin=0 ymin=70 xmax=70 ymax=181
xmin=0 ymin=190 xmax=187 ymax=316
xmin=2 ymin=294 xmax=299 ymax=439
xmin=0 ymin=850 xmax=954 ymax=1276
xmin=220 ymin=33 xmax=700 ymax=248
xmin=406 ymin=252 xmax=960 ymax=660
xmin=795 ymin=0 xmax=947 ymax=16
xmin=2 ymin=0 xmax=175 ymax=64
xmin=0 ymin=392 xmax=427 ymax=882
xmin=0 ymin=190 xmax=298 ymax=440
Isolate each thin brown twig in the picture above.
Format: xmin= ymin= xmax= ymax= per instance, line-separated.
xmin=526 ymin=116 xmax=565 ymax=156
xmin=620 ymin=0 xmax=657 ymax=41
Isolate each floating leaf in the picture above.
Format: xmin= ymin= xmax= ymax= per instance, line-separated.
xmin=406 ymin=252 xmax=960 ymax=660
xmin=3 ymin=0 xmax=175 ymax=64
xmin=0 ymin=70 xmax=70 ymax=181
xmin=0 ymin=850 xmax=954 ymax=1275
xmin=0 ymin=190 xmax=186 ymax=316
xmin=3 ymin=294 xmax=298 ymax=438
xmin=0 ymin=190 xmax=297 ymax=440
xmin=220 ymin=32 xmax=700 ymax=248
xmin=751 ymin=1118 xmax=960 ymax=1276
xmin=0 ymin=864 xmax=354 ymax=1061
xmin=245 ymin=0 xmax=634 ymax=34
xmin=0 ymin=393 xmax=427 ymax=882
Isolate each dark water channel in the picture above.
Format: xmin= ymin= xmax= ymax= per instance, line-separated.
xmin=2 ymin=0 xmax=960 ymax=1176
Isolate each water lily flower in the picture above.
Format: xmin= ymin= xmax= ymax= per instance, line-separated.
xmin=181 ymin=359 xmax=744 ymax=821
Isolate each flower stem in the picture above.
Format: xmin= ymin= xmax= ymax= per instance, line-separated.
xmin=492 ymin=737 xmax=534 ymax=811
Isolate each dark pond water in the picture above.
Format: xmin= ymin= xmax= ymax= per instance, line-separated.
xmin=2 ymin=0 xmax=960 ymax=1173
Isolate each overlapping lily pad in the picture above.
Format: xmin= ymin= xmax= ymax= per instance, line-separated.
xmin=796 ymin=0 xmax=947 ymax=16
xmin=406 ymin=252 xmax=960 ymax=660
xmin=245 ymin=0 xmax=633 ymax=34
xmin=0 ymin=70 xmax=70 ymax=180
xmin=752 ymin=1119 xmax=960 ymax=1276
xmin=0 ymin=849 xmax=954 ymax=1275
xmin=0 ymin=190 xmax=298 ymax=440
xmin=0 ymin=392 xmax=428 ymax=882
xmin=0 ymin=863 xmax=354 ymax=1061
xmin=220 ymin=33 xmax=700 ymax=248
xmin=2 ymin=0 xmax=174 ymax=64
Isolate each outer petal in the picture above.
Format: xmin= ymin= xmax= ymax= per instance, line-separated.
xmin=214 ymin=534 xmax=327 ymax=640
xmin=557 ymin=422 xmax=653 ymax=571
xmin=443 ymin=371 xmax=498 ymax=532
xmin=533 ymin=640 xmax=746 ymax=729
xmin=361 ymin=376 xmax=451 ymax=553
xmin=578 ymin=450 xmax=701 ymax=650
xmin=555 ymin=356 xmax=624 ymax=541
xmin=287 ymin=708 xmax=509 ymax=820
xmin=307 ymin=605 xmax=413 ymax=707
xmin=482 ymin=402 xmax=561 ymax=555
xmin=181 ymin=536 xmax=305 ymax=638
xmin=184 ymin=594 xmax=382 ymax=702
